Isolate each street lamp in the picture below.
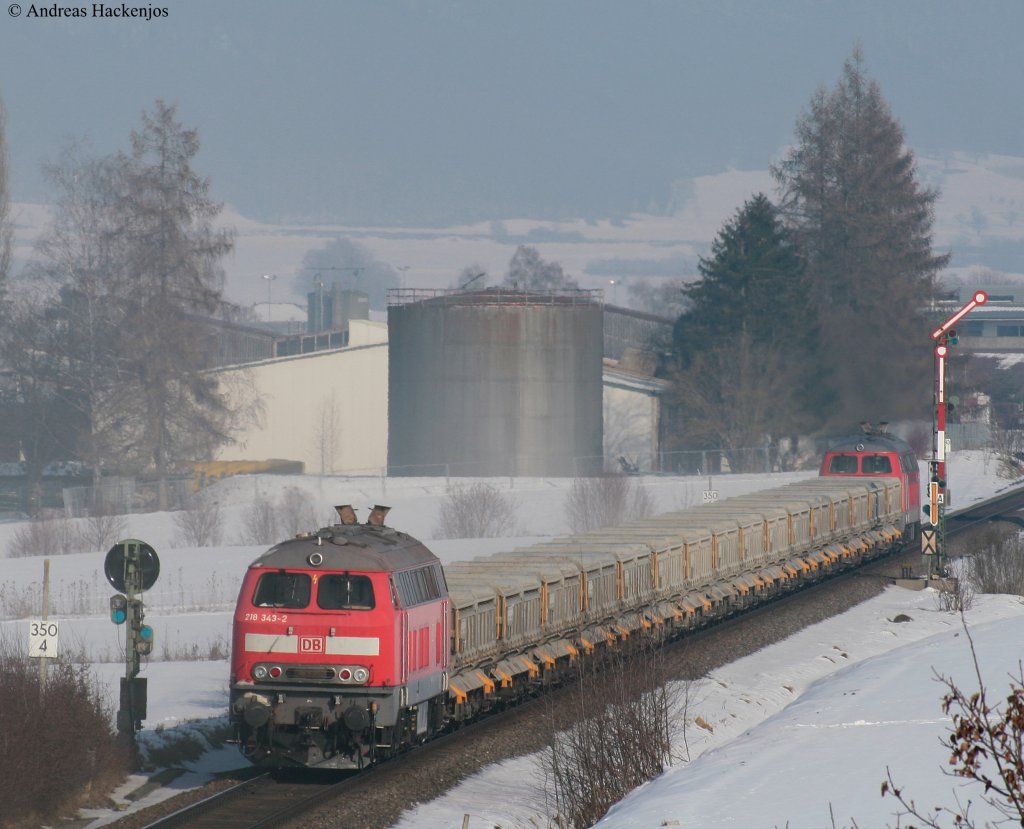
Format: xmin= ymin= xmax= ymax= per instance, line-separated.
xmin=261 ymin=274 xmax=277 ymax=322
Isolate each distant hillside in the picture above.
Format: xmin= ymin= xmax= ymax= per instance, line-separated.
xmin=10 ymin=152 xmax=1024 ymax=308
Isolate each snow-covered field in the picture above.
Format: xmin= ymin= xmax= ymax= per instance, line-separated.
xmin=1 ymin=451 xmax=1021 ymax=828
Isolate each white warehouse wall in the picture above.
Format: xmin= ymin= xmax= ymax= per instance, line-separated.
xmin=214 ymin=321 xmax=388 ymax=475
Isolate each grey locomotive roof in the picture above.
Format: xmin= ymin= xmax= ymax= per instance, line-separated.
xmin=825 ymin=433 xmax=914 ymax=453
xmin=247 ymin=524 xmax=439 ymax=572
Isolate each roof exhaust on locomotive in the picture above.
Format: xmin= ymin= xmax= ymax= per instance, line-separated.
xmin=860 ymin=420 xmax=890 ymax=435
xmin=335 ymin=505 xmax=359 ymax=525
xmin=367 ymin=505 xmax=391 ymax=527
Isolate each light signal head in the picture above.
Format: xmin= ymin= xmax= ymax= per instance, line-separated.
xmin=137 ymin=625 xmax=154 ymax=655
xmin=109 ymin=594 xmax=127 ymax=625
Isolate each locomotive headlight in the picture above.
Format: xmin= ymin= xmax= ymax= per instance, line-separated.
xmin=253 ymin=665 xmax=268 ymax=680
xmin=336 ymin=666 xmax=370 ymax=684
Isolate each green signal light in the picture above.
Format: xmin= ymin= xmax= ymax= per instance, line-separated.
xmin=109 ymin=594 xmax=127 ymax=625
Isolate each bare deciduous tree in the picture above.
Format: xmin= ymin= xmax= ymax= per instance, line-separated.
xmin=172 ymin=492 xmax=224 ymax=547
xmin=502 ymin=245 xmax=579 ymax=292
xmin=8 ymin=515 xmax=79 ymax=558
xmin=238 ymin=494 xmax=280 ymax=546
xmin=277 ymin=486 xmax=318 ymax=537
xmin=77 ymin=512 xmax=128 ymax=554
xmin=33 ymin=145 xmax=133 ymax=486
xmin=564 ymin=474 xmax=654 ymax=533
xmin=964 ymin=530 xmax=1024 ymax=596
xmin=434 ymin=483 xmax=520 ymax=539
xmin=0 ymin=93 xmax=11 ymax=300
xmin=668 ymin=333 xmax=797 ymax=474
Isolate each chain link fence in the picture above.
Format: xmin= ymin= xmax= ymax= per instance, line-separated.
xmin=62 ymin=477 xmax=192 ymax=518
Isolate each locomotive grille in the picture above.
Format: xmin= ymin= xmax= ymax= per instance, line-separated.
xmin=285 ymin=666 xmax=336 ymax=681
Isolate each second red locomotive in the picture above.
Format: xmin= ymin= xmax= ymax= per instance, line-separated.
xmin=818 ymin=422 xmax=921 ymax=540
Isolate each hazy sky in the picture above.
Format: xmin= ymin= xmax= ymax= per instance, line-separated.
xmin=2 ymin=0 xmax=1021 ymax=226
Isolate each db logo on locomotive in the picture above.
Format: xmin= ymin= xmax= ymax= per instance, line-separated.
xmin=299 ymin=637 xmax=325 ymax=654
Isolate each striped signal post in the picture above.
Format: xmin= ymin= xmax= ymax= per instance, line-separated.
xmin=925 ymin=290 xmax=987 ymax=577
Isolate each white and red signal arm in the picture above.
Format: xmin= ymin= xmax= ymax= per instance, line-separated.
xmin=931 ymin=291 xmax=987 ymax=340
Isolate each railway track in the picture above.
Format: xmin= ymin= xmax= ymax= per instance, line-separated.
xmin=132 ymin=484 xmax=1024 ymax=829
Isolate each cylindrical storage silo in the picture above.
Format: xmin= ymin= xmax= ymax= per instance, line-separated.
xmin=388 ymin=289 xmax=603 ymax=477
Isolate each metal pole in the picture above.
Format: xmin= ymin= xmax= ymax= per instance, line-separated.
xmin=927 ymin=290 xmax=988 ymax=578
xmin=39 ymin=559 xmax=49 ymax=695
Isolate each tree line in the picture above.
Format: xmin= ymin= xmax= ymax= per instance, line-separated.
xmin=0 ymin=49 xmax=956 ymax=508
xmin=667 ymin=49 xmax=949 ymax=469
xmin=0 ymin=100 xmax=252 ymax=513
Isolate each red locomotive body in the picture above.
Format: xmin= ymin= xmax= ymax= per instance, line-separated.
xmin=229 ymin=506 xmax=449 ymax=769
xmin=819 ymin=425 xmax=921 ymax=540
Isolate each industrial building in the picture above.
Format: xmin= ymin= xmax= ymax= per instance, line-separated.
xmin=211 ymin=285 xmax=672 ymax=477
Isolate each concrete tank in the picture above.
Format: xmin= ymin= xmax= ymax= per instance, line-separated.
xmin=388 ymin=289 xmax=604 ymax=477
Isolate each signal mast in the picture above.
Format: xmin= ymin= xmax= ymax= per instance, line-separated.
xmin=924 ymin=290 xmax=987 ymax=577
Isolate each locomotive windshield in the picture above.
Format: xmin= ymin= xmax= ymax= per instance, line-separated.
xmin=317 ymin=574 xmax=375 ymax=610
xmin=861 ymin=455 xmax=893 ymax=473
xmin=252 ymin=571 xmax=311 ymax=608
xmin=827 ymin=455 xmax=858 ymax=474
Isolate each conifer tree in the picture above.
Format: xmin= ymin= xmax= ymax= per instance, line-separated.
xmin=772 ymin=48 xmax=948 ymax=425
xmin=669 ymin=194 xmax=812 ymax=469
xmin=112 ymin=101 xmax=236 ymax=507
xmin=673 ymin=193 xmax=808 ymax=364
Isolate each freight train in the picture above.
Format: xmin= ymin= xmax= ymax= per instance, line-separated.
xmin=229 ymin=445 xmax=913 ymax=769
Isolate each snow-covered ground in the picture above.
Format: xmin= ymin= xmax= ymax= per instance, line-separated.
xmin=1 ymin=451 xmax=1021 ymax=828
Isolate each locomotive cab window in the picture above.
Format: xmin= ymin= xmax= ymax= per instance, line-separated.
xmin=828 ymin=455 xmax=859 ymax=474
xmin=861 ymin=455 xmax=892 ymax=474
xmin=252 ymin=572 xmax=311 ymax=608
xmin=317 ymin=574 xmax=375 ymax=610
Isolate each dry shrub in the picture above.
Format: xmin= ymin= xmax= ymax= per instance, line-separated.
xmin=936 ymin=576 xmax=975 ymax=613
xmin=172 ymin=493 xmax=224 ymax=547
xmin=434 ymin=482 xmax=520 ymax=539
xmin=0 ymin=636 xmax=131 ymax=827
xmin=541 ymin=640 xmax=679 ymax=829
xmin=77 ymin=512 xmax=129 ymax=553
xmin=968 ymin=530 xmax=1024 ymax=596
xmin=237 ymin=493 xmax=279 ymax=545
xmin=882 ymin=625 xmax=1024 ymax=828
xmin=564 ymin=474 xmax=654 ymax=533
xmin=7 ymin=515 xmax=79 ymax=557
xmin=277 ymin=486 xmax=319 ymax=537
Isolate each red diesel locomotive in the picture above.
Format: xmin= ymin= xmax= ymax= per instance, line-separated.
xmin=818 ymin=422 xmax=921 ymax=540
xmin=229 ymin=505 xmax=449 ymax=769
